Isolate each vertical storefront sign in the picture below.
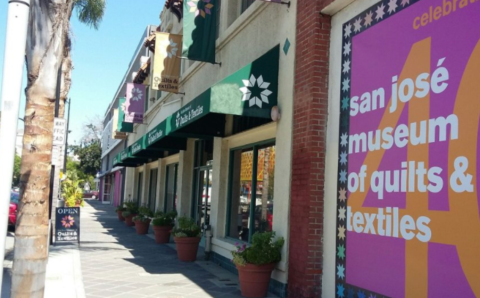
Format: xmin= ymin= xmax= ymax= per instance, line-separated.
xmin=183 ymin=0 xmax=217 ymax=63
xmin=336 ymin=0 xmax=480 ymax=297
xmin=125 ymin=83 xmax=145 ymax=123
xmin=152 ymin=32 xmax=182 ymax=93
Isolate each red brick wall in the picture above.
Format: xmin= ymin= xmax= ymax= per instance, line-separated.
xmin=288 ymin=1 xmax=334 ymax=297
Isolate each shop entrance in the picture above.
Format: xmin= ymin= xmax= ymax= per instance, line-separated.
xmin=194 ymin=166 xmax=212 ymax=231
xmin=192 ymin=139 xmax=214 ymax=248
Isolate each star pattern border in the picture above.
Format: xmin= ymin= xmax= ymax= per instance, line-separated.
xmin=335 ymin=0 xmax=419 ymax=297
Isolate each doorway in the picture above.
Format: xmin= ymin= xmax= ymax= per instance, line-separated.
xmin=194 ymin=166 xmax=212 ymax=230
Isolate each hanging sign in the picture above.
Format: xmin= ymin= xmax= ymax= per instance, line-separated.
xmin=152 ymin=32 xmax=182 ymax=93
xmin=55 ymin=207 xmax=80 ymax=243
xmin=183 ymin=0 xmax=217 ymax=63
xmin=125 ymin=83 xmax=145 ymax=124
xmin=336 ymin=0 xmax=480 ymax=297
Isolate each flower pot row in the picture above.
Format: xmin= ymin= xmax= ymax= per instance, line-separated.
xmin=117 ymin=211 xmax=281 ymax=298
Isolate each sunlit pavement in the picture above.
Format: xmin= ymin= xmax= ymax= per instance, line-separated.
xmin=78 ymin=199 xmax=278 ymax=298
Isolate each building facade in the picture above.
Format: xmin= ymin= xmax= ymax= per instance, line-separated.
xmin=111 ymin=1 xmax=296 ymax=297
xmin=99 ymin=25 xmax=158 ymax=206
xmin=103 ymin=0 xmax=480 ymax=297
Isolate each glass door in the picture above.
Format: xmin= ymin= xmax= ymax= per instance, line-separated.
xmin=195 ymin=167 xmax=212 ymax=228
xmin=194 ymin=166 xmax=212 ymax=247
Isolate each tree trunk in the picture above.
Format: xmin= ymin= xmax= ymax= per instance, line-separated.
xmin=12 ymin=1 xmax=73 ymax=297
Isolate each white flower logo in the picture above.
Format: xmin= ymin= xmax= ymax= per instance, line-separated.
xmin=131 ymin=87 xmax=143 ymax=102
xmin=176 ymin=113 xmax=181 ymax=127
xmin=239 ymin=75 xmax=272 ymax=108
xmin=187 ymin=0 xmax=214 ymax=18
xmin=168 ymin=39 xmax=178 ymax=59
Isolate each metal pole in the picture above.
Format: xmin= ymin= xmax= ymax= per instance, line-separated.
xmin=0 ymin=0 xmax=31 ymax=291
xmin=63 ymin=98 xmax=71 ymax=171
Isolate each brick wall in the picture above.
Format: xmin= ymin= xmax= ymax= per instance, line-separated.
xmin=288 ymin=1 xmax=334 ymax=297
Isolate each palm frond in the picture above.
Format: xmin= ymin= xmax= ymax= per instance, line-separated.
xmin=73 ymin=0 xmax=106 ymax=30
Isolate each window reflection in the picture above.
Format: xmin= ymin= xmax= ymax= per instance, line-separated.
xmin=228 ymin=144 xmax=275 ymax=242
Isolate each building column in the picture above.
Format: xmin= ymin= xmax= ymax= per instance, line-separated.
xmin=210 ymin=137 xmax=229 ymax=238
xmin=141 ymin=164 xmax=149 ymax=207
xmin=156 ymin=158 xmax=165 ymax=212
xmin=176 ymin=139 xmax=195 ymax=219
xmin=124 ymin=167 xmax=135 ymax=202
xmin=288 ymin=0 xmax=333 ymax=297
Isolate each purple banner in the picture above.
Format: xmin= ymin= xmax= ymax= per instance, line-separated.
xmin=124 ymin=83 xmax=145 ymax=124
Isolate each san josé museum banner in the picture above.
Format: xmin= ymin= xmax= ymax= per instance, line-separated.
xmin=336 ymin=0 xmax=480 ymax=297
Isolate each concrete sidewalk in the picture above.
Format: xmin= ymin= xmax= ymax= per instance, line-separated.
xmin=2 ymin=200 xmax=278 ymax=298
xmin=78 ymin=200 xmax=278 ymax=298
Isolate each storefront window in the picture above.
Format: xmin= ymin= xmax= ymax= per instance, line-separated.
xmin=164 ymin=163 xmax=178 ymax=212
xmin=227 ymin=142 xmax=275 ymax=242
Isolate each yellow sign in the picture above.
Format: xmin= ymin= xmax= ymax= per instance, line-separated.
xmin=152 ymin=32 xmax=182 ymax=93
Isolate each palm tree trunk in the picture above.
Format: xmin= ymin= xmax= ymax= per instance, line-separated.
xmin=12 ymin=1 xmax=73 ymax=297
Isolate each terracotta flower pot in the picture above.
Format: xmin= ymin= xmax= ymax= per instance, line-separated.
xmin=153 ymin=226 xmax=173 ymax=243
xmin=134 ymin=219 xmax=151 ymax=235
xmin=117 ymin=210 xmax=125 ymax=221
xmin=124 ymin=214 xmax=135 ymax=226
xmin=236 ymin=263 xmax=275 ymax=298
xmin=174 ymin=237 xmax=200 ymax=262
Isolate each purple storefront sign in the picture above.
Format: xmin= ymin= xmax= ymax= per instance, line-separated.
xmin=124 ymin=83 xmax=145 ymax=124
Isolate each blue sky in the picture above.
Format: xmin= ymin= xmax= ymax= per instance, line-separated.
xmin=0 ymin=0 xmax=164 ymax=145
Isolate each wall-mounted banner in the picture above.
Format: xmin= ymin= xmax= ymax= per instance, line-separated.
xmin=336 ymin=0 xmax=480 ymax=297
xmin=112 ymin=109 xmax=127 ymax=139
xmin=118 ymin=98 xmax=134 ymax=133
xmin=183 ymin=0 xmax=217 ymax=63
xmin=125 ymin=83 xmax=145 ymax=123
xmin=153 ymin=32 xmax=182 ymax=93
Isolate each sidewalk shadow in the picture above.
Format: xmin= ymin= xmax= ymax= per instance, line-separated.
xmin=73 ymin=199 xmax=245 ymax=297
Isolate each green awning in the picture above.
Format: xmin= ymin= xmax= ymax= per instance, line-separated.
xmin=125 ymin=45 xmax=280 ymax=159
xmin=118 ymin=147 xmax=150 ymax=167
xmin=130 ymin=135 xmax=166 ymax=159
xmin=145 ymin=120 xmax=187 ymax=151
xmin=167 ymin=45 xmax=279 ymax=138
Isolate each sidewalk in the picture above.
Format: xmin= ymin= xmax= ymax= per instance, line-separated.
xmin=77 ymin=199 xmax=278 ymax=298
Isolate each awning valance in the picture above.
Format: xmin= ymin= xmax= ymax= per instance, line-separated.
xmin=115 ymin=147 xmax=150 ymax=167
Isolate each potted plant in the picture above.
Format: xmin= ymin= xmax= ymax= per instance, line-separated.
xmin=115 ymin=205 xmax=126 ymax=221
xmin=232 ymin=231 xmax=284 ymax=298
xmin=152 ymin=211 xmax=177 ymax=244
xmin=122 ymin=201 xmax=138 ymax=227
xmin=133 ymin=205 xmax=153 ymax=235
xmin=61 ymin=178 xmax=85 ymax=207
xmin=172 ymin=217 xmax=201 ymax=262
